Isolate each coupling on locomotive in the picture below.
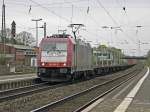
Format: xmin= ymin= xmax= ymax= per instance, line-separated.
xmin=37 ymin=34 xmax=135 ymax=82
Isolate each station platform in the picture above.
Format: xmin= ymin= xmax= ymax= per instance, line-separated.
xmin=82 ymin=67 xmax=150 ymax=112
xmin=0 ymin=73 xmax=36 ymax=82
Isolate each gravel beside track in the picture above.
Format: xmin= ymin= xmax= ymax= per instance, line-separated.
xmin=0 ymin=65 xmax=142 ymax=112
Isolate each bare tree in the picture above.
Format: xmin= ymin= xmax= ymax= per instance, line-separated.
xmin=15 ymin=31 xmax=35 ymax=46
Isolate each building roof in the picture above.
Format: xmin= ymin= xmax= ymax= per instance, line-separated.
xmin=6 ymin=44 xmax=34 ymax=50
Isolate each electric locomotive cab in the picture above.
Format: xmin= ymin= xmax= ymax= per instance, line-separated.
xmin=37 ymin=34 xmax=74 ymax=82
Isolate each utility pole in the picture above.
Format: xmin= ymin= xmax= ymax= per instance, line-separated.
xmin=136 ymin=25 xmax=143 ymax=56
xmin=31 ymin=18 xmax=42 ymax=47
xmin=138 ymin=40 xmax=141 ymax=56
xmin=39 ymin=22 xmax=47 ymax=38
xmin=102 ymin=26 xmax=110 ymax=47
xmin=1 ymin=0 xmax=6 ymax=56
xmin=44 ymin=22 xmax=46 ymax=38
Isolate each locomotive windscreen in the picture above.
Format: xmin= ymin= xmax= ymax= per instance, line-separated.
xmin=41 ymin=42 xmax=67 ymax=62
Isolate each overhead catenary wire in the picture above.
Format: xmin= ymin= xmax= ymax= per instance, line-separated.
xmin=28 ymin=0 xmax=100 ymax=37
xmin=29 ymin=0 xmax=70 ymax=23
xmin=3 ymin=0 xmax=104 ymax=36
xmin=116 ymin=0 xmax=130 ymax=25
xmin=96 ymin=0 xmax=133 ymax=43
xmin=82 ymin=0 xmax=90 ymax=26
xmin=96 ymin=0 xmax=119 ymax=25
xmin=4 ymin=0 xmax=113 ymax=35
xmin=2 ymin=0 xmax=149 ymax=56
xmin=96 ymin=0 xmax=137 ymax=43
xmin=95 ymin=0 xmax=139 ymax=51
xmin=28 ymin=0 xmax=92 ymax=39
xmin=49 ymin=0 xmax=105 ymax=40
xmin=62 ymin=0 xmax=102 ymax=30
xmin=3 ymin=0 xmax=88 ymax=7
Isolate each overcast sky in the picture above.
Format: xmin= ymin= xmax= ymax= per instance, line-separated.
xmin=0 ymin=0 xmax=150 ymax=56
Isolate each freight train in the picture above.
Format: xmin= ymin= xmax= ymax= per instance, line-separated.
xmin=37 ymin=34 xmax=135 ymax=82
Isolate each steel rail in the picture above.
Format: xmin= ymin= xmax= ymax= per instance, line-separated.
xmin=31 ymin=68 xmax=141 ymax=112
xmin=0 ymin=82 xmax=69 ymax=103
xmin=73 ymin=70 xmax=142 ymax=112
xmin=0 ymin=81 xmax=49 ymax=95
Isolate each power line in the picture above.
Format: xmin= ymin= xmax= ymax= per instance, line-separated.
xmin=96 ymin=0 xmax=137 ymax=44
xmin=63 ymin=0 xmax=102 ymax=28
xmin=29 ymin=0 xmax=70 ymax=23
xmin=38 ymin=0 xmax=88 ymax=6
xmin=4 ymin=0 xmax=104 ymax=32
xmin=4 ymin=0 xmax=89 ymax=7
xmin=44 ymin=0 xmax=103 ymax=36
xmin=29 ymin=0 xmax=101 ymax=42
xmin=30 ymin=0 xmax=138 ymax=46
xmin=96 ymin=0 xmax=119 ymax=25
xmin=116 ymin=0 xmax=130 ymax=25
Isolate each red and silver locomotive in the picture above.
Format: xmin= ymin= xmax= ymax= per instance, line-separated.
xmin=37 ymin=34 xmax=93 ymax=82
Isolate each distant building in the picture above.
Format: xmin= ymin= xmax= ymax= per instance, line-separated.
xmin=0 ymin=43 xmax=37 ymax=66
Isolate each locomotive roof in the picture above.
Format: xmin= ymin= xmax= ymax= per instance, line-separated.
xmin=47 ymin=34 xmax=72 ymax=38
xmin=41 ymin=34 xmax=75 ymax=44
xmin=41 ymin=34 xmax=90 ymax=46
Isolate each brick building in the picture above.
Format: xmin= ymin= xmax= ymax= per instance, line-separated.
xmin=0 ymin=43 xmax=36 ymax=66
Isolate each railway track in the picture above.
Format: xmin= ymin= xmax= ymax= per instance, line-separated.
xmin=31 ymin=67 xmax=144 ymax=112
xmin=0 ymin=65 xmax=143 ymax=112
xmin=0 ymin=75 xmax=97 ymax=104
xmin=0 ymin=69 xmax=128 ymax=103
xmin=0 ymin=81 xmax=69 ymax=103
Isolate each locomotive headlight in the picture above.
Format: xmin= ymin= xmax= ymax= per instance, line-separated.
xmin=42 ymin=62 xmax=45 ymax=66
xmin=63 ymin=63 xmax=66 ymax=66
